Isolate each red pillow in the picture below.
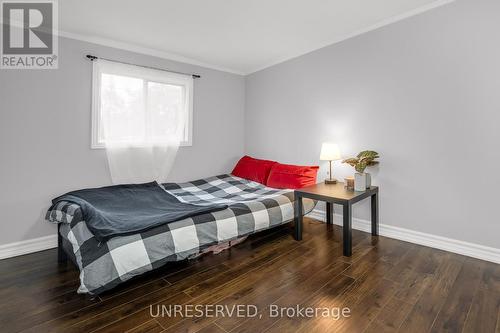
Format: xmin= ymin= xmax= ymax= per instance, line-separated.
xmin=231 ymin=156 xmax=277 ymax=184
xmin=267 ymin=163 xmax=319 ymax=189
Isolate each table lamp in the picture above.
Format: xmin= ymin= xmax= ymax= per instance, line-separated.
xmin=320 ymin=143 xmax=342 ymax=184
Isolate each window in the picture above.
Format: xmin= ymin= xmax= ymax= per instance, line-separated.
xmin=91 ymin=59 xmax=193 ymax=148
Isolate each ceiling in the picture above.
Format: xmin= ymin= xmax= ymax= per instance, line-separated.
xmin=59 ymin=0 xmax=453 ymax=75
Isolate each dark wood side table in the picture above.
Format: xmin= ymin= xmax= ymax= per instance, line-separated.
xmin=294 ymin=182 xmax=379 ymax=256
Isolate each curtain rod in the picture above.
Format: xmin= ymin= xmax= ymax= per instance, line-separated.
xmin=85 ymin=55 xmax=201 ymax=79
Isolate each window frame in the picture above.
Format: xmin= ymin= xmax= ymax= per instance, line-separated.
xmin=91 ymin=60 xmax=193 ymax=149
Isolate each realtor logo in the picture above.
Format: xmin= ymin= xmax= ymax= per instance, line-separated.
xmin=1 ymin=0 xmax=58 ymax=69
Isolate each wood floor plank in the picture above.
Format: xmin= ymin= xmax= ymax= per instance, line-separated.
xmin=166 ymin=228 xmax=295 ymax=280
xmin=22 ymin=278 xmax=172 ymax=333
xmin=265 ymin=261 xmax=395 ymax=333
xmin=183 ymin=242 xmax=311 ymax=296
xmin=294 ymin=258 xmax=402 ymax=333
xmin=383 ymin=245 xmax=423 ymax=282
xmin=156 ymin=245 xmax=314 ymax=332
xmin=341 ymin=237 xmax=409 ymax=280
xmin=326 ymin=278 xmax=399 ymax=333
xmin=481 ymin=261 xmax=500 ymax=292
xmin=93 ymin=314 xmax=165 ymax=333
xmin=413 ymin=246 xmax=449 ymax=275
xmin=462 ymin=287 xmax=500 ymax=333
xmin=126 ymin=319 xmax=165 ymax=333
xmin=384 ymin=245 xmax=444 ymax=283
xmin=99 ymin=241 xmax=315 ymax=333
xmin=65 ymin=244 xmax=305 ymax=329
xmin=84 ymin=226 xmax=312 ymax=329
xmin=216 ymin=258 xmax=350 ymax=332
xmin=399 ymin=254 xmax=464 ymax=333
xmin=363 ymin=320 xmax=395 ymax=333
xmin=365 ymin=297 xmax=414 ymax=332
xmin=230 ymin=261 xmax=352 ymax=333
xmin=0 ymin=218 xmax=497 ymax=333
xmin=0 ymin=249 xmax=62 ymax=281
xmin=275 ymin=260 xmax=391 ymax=332
xmin=0 ymin=290 xmax=100 ymax=332
xmin=430 ymin=257 xmax=484 ymax=332
xmin=65 ymin=290 xmax=192 ymax=333
xmin=497 ymin=310 xmax=500 ymax=333
xmin=181 ymin=249 xmax=296 ymax=297
xmin=392 ymin=268 xmax=432 ymax=305
xmin=341 ymin=247 xmax=382 ymax=279
xmin=195 ymin=322 xmax=227 ymax=333
xmin=266 ymin=273 xmax=357 ymax=333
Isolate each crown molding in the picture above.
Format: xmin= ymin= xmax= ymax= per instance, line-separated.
xmin=57 ymin=30 xmax=245 ymax=76
xmin=54 ymin=0 xmax=454 ymax=76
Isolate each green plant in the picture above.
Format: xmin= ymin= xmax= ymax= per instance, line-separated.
xmin=343 ymin=150 xmax=380 ymax=173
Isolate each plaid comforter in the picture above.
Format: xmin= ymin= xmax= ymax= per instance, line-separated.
xmin=46 ymin=174 xmax=316 ymax=295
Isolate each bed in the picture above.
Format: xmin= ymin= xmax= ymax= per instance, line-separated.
xmin=46 ymin=174 xmax=316 ymax=295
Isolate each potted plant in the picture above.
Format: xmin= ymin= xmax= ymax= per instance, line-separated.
xmin=342 ymin=151 xmax=380 ymax=191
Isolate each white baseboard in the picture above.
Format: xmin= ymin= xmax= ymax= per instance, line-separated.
xmin=307 ymin=209 xmax=500 ymax=264
xmin=2 ymin=211 xmax=499 ymax=264
xmin=0 ymin=235 xmax=57 ymax=260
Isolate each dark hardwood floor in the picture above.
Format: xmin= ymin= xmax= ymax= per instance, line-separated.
xmin=1 ymin=218 xmax=499 ymax=333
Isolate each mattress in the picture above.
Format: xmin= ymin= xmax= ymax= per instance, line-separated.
xmin=47 ymin=174 xmax=316 ymax=295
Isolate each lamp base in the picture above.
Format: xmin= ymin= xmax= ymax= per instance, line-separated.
xmin=324 ymin=179 xmax=338 ymax=185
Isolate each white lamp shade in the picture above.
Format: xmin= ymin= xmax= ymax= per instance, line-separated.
xmin=320 ymin=143 xmax=342 ymax=161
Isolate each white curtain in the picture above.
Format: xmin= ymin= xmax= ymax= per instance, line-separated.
xmin=93 ymin=59 xmax=193 ymax=184
xmin=104 ymin=144 xmax=181 ymax=185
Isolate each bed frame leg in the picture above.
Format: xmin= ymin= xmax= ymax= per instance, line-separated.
xmin=57 ymin=224 xmax=68 ymax=263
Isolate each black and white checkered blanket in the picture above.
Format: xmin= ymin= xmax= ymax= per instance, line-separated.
xmin=46 ymin=174 xmax=316 ymax=295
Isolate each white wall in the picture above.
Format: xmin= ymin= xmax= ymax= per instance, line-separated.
xmin=2 ymin=0 xmax=499 ymax=252
xmin=0 ymin=37 xmax=245 ymax=245
xmin=245 ymin=0 xmax=500 ymax=248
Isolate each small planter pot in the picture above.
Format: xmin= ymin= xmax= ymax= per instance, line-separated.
xmin=365 ymin=173 xmax=372 ymax=188
xmin=354 ymin=173 xmax=367 ymax=191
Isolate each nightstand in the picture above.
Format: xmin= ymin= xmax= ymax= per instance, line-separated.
xmin=294 ymin=182 xmax=379 ymax=256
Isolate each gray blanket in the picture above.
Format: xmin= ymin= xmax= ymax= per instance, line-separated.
xmin=50 ymin=181 xmax=227 ymax=242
